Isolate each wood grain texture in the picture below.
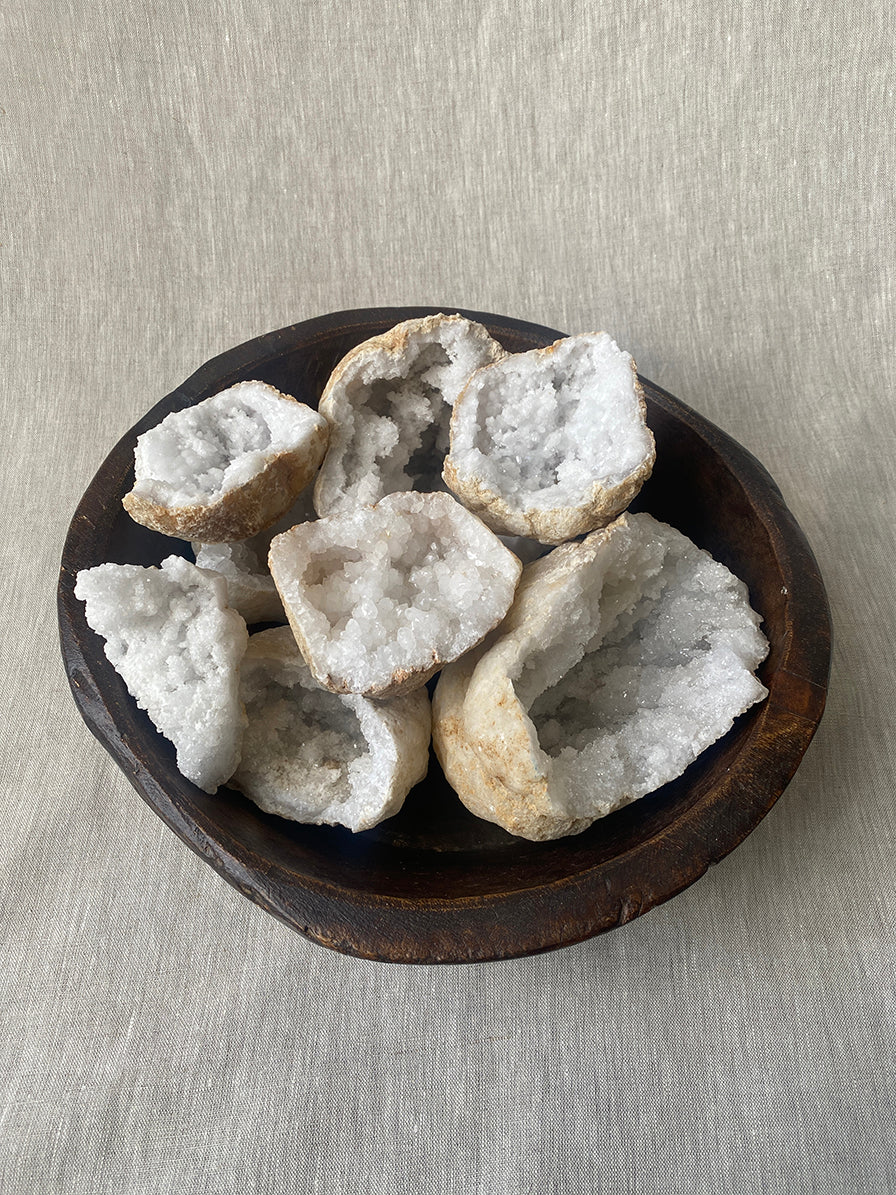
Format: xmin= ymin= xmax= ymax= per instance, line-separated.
xmin=58 ymin=308 xmax=831 ymax=964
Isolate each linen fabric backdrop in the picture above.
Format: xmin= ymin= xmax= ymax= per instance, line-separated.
xmin=2 ymin=2 xmax=894 ymax=1192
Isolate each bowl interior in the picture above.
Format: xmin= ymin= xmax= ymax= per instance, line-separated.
xmin=59 ymin=308 xmax=831 ymax=959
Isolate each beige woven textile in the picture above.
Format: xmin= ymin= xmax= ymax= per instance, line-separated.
xmin=2 ymin=2 xmax=894 ymax=1191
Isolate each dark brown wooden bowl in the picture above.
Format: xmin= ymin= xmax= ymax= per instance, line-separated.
xmin=58 ymin=307 xmax=831 ymax=964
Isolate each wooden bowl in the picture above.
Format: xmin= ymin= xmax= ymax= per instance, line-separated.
xmin=58 ymin=308 xmax=831 ymax=963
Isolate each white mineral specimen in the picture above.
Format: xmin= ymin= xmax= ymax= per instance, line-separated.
xmin=268 ymin=491 xmax=522 ymax=698
xmin=444 ymin=333 xmax=655 ymax=543
xmin=190 ymin=540 xmax=284 ymax=625
xmin=233 ymin=627 xmax=431 ymax=831
xmin=74 ymin=556 xmax=248 ymax=793
xmin=192 ymin=486 xmax=317 ymax=624
xmin=123 ymin=380 xmax=328 ymax=542
xmin=433 ymin=513 xmax=769 ymax=840
xmin=313 ymin=314 xmax=505 ymax=516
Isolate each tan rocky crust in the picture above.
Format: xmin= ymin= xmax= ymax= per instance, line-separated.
xmin=433 ymin=642 xmax=593 ymax=841
xmin=433 ymin=513 xmax=769 ymax=841
xmin=313 ymin=313 xmax=505 ymax=516
xmin=232 ymin=627 xmax=431 ymax=832
xmin=443 ymin=333 xmax=655 ymax=544
xmin=268 ymin=491 xmax=522 ymax=700
xmin=123 ymin=380 xmax=328 ymax=542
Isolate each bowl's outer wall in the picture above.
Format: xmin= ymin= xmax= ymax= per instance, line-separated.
xmin=58 ymin=308 xmax=831 ymax=963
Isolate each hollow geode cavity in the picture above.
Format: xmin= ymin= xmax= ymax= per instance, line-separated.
xmin=233 ymin=627 xmax=431 ymax=832
xmin=444 ymin=333 xmax=655 ymax=543
xmin=268 ymin=491 xmax=522 ymax=699
xmin=432 ymin=512 xmax=770 ymax=841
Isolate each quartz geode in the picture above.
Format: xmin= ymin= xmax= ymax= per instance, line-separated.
xmin=433 ymin=513 xmax=769 ymax=841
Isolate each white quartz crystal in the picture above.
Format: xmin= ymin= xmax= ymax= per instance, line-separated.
xmin=192 ymin=487 xmax=316 ymax=624
xmin=268 ymin=491 xmax=522 ymax=698
xmin=314 ymin=314 xmax=505 ymax=516
xmin=191 ymin=540 xmax=283 ymax=625
xmin=74 ymin=555 xmax=248 ymax=793
xmin=444 ymin=333 xmax=655 ymax=542
xmin=131 ymin=380 xmax=325 ymax=508
xmin=433 ymin=513 xmax=769 ymax=840
xmin=233 ymin=627 xmax=431 ymax=831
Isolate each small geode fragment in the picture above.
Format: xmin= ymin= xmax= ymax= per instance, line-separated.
xmin=74 ymin=556 xmax=248 ymax=793
xmin=191 ymin=486 xmax=317 ymax=625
